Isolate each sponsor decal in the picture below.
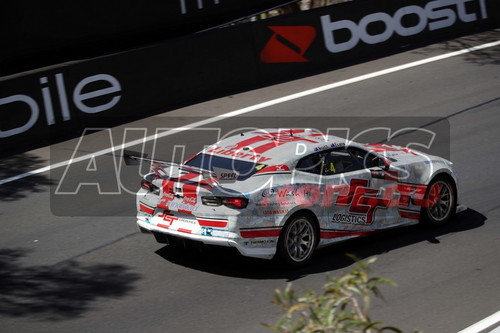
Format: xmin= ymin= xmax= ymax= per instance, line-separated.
xmin=155 ymin=210 xmax=197 ymax=233
xmin=157 ymin=212 xmax=188 ymax=225
xmin=261 ymin=187 xmax=277 ymax=197
xmin=157 ymin=180 xmax=200 ymax=213
xmin=321 ymin=0 xmax=488 ymax=53
xmin=331 ymin=213 xmax=367 ymax=225
xmin=206 ymin=146 xmax=272 ymax=163
xmin=243 ymin=238 xmax=277 ymax=248
xmin=255 ymin=179 xmax=434 ymax=221
xmin=260 ymin=26 xmax=317 ymax=63
xmin=314 ymin=142 xmax=344 ymax=151
xmin=183 ymin=196 xmax=197 ymax=205
xmin=201 ymin=227 xmax=213 ymax=236
xmin=157 ymin=211 xmax=175 ymax=227
xmin=314 ymin=144 xmax=330 ymax=151
xmin=213 ymin=166 xmax=239 ymax=183
xmin=166 ymin=201 xmax=200 ymax=213
xmin=260 ymin=0 xmax=488 ymax=62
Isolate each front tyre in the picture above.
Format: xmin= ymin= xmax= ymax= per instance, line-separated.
xmin=421 ymin=175 xmax=456 ymax=226
xmin=277 ymin=214 xmax=317 ymax=267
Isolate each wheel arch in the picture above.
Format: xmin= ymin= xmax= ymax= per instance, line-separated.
xmin=428 ymin=170 xmax=458 ymax=202
xmin=282 ymin=208 xmax=321 ymax=246
xmin=420 ymin=171 xmax=458 ymax=226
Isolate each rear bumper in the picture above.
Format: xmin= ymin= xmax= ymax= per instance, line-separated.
xmin=137 ymin=219 xmax=276 ymax=260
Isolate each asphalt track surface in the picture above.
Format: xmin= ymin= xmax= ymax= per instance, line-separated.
xmin=1 ymin=30 xmax=500 ymax=332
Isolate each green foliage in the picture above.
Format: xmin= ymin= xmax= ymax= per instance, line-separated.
xmin=265 ymin=256 xmax=412 ymax=333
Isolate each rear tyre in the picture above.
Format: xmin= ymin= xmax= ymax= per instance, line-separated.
xmin=421 ymin=175 xmax=456 ymax=226
xmin=277 ymin=214 xmax=317 ymax=267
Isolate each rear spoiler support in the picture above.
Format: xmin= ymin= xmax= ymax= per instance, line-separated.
xmin=123 ymin=150 xmax=219 ymax=187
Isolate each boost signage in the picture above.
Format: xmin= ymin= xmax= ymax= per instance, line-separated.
xmin=320 ymin=0 xmax=489 ymax=53
xmin=259 ymin=0 xmax=494 ymax=64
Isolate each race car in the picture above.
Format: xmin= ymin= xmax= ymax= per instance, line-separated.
xmin=132 ymin=128 xmax=458 ymax=267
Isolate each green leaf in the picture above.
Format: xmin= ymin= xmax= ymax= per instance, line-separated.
xmin=266 ymin=256 xmax=403 ymax=333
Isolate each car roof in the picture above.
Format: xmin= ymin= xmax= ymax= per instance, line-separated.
xmin=202 ymin=128 xmax=353 ymax=166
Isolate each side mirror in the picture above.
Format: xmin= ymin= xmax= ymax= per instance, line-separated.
xmin=377 ymin=157 xmax=390 ymax=171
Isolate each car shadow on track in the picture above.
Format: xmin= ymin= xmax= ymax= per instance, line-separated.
xmin=0 ymin=248 xmax=141 ymax=320
xmin=155 ymin=208 xmax=486 ymax=281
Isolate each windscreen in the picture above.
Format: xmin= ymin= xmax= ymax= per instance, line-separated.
xmin=186 ymin=153 xmax=266 ymax=181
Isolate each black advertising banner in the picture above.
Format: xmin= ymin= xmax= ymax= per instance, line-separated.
xmin=1 ymin=0 xmax=498 ymax=154
xmin=0 ymin=25 xmax=260 ymax=152
xmin=253 ymin=0 xmax=499 ymax=80
xmin=1 ymin=0 xmax=296 ymax=76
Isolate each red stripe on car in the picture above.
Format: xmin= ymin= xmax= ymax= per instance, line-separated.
xmin=320 ymin=230 xmax=374 ymax=239
xmin=399 ymin=210 xmax=420 ymax=220
xmin=232 ymin=135 xmax=270 ymax=149
xmin=251 ymin=136 xmax=317 ymax=154
xmin=139 ymin=203 xmax=155 ymax=215
xmin=240 ymin=229 xmax=281 ymax=238
xmin=177 ymin=228 xmax=192 ymax=234
xmin=198 ymin=219 xmax=228 ymax=228
xmin=178 ymin=172 xmax=201 ymax=181
xmin=256 ymin=164 xmax=290 ymax=174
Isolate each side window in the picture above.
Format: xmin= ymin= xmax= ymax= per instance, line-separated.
xmin=296 ymin=153 xmax=322 ymax=175
xmin=322 ymin=149 xmax=364 ymax=175
xmin=347 ymin=147 xmax=378 ymax=169
xmin=296 ymin=148 xmax=366 ymax=176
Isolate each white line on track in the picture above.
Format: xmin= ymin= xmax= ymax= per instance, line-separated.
xmin=458 ymin=310 xmax=500 ymax=333
xmin=1 ymin=39 xmax=500 ymax=186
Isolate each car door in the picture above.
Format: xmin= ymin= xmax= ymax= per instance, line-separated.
xmin=344 ymin=146 xmax=402 ymax=228
xmin=320 ymin=148 xmax=376 ymax=231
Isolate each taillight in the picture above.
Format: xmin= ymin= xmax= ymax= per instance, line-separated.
xmin=202 ymin=196 xmax=248 ymax=209
xmin=141 ymin=179 xmax=159 ymax=194
xmin=222 ymin=198 xmax=248 ymax=209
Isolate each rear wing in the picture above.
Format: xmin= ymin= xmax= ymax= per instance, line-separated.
xmin=123 ymin=150 xmax=220 ymax=187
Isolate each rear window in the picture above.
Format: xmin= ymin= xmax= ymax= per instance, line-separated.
xmin=185 ymin=153 xmax=266 ymax=181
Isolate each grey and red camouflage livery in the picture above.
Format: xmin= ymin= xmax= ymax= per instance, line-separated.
xmin=135 ymin=128 xmax=459 ymax=266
